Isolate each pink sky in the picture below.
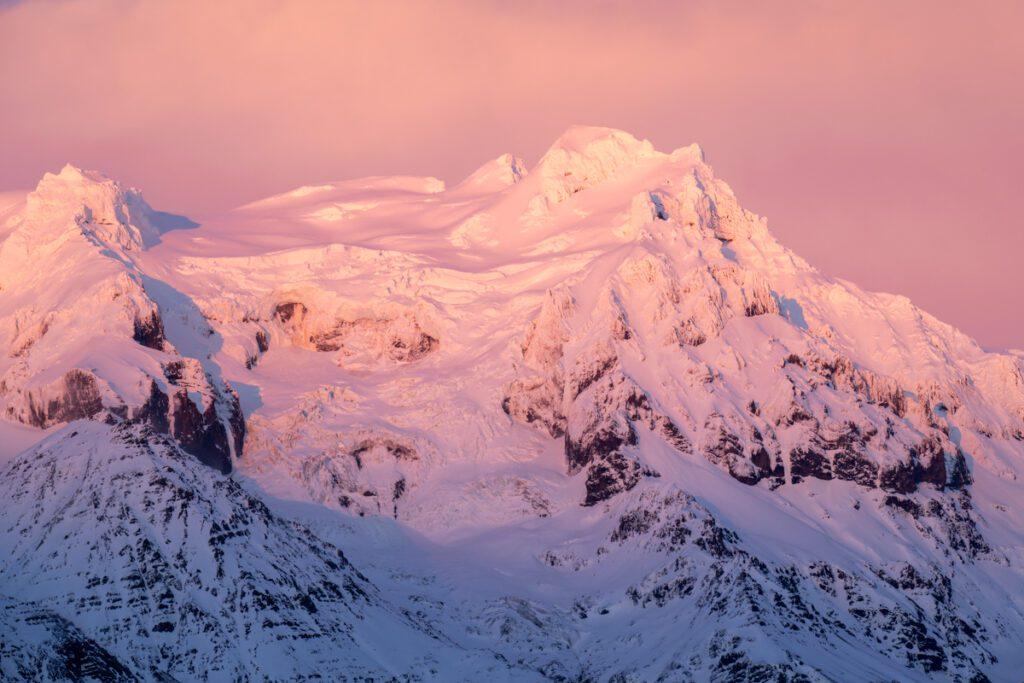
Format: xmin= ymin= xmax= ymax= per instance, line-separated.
xmin=1 ymin=0 xmax=1021 ymax=349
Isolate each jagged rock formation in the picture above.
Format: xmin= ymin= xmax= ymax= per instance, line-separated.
xmin=268 ymin=299 xmax=439 ymax=363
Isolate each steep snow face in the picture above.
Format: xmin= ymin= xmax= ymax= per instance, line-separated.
xmin=0 ymin=166 xmax=242 ymax=472
xmin=0 ymin=422 xmax=544 ymax=681
xmin=2 ymin=128 xmax=1024 ymax=680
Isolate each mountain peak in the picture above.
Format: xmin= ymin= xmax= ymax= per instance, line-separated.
xmin=20 ymin=164 xmax=160 ymax=253
xmin=455 ymin=153 xmax=528 ymax=192
xmin=532 ymin=126 xmax=664 ymax=204
xmin=671 ymin=141 xmax=705 ymax=163
xmin=32 ymin=163 xmax=119 ymax=201
xmin=54 ymin=162 xmax=99 ymax=182
xmin=545 ymin=125 xmax=651 ymax=154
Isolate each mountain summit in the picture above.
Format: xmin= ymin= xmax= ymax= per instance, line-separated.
xmin=1 ymin=129 xmax=1023 ymax=681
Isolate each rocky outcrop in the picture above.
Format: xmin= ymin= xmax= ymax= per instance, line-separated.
xmin=805 ymin=353 xmax=907 ymax=418
xmin=505 ymin=273 xmax=979 ymax=506
xmin=240 ymin=382 xmax=433 ymax=519
xmin=270 ymin=300 xmax=439 ymax=364
xmin=158 ymin=359 xmax=243 ymax=473
xmin=502 ymin=288 xmax=573 ymax=437
xmin=0 ymin=595 xmax=138 ymax=682
xmin=559 ymin=345 xmax=688 ymax=505
xmin=503 ymin=246 xmax=789 ymax=505
xmin=586 ymin=489 xmax=998 ymax=682
xmin=18 ymin=369 xmax=106 ymax=429
xmin=779 ymin=418 xmax=970 ymax=494
xmin=702 ymin=413 xmax=777 ymax=486
xmin=0 ymin=356 xmax=241 ymax=477
xmin=878 ymin=435 xmax=971 ymax=495
xmin=167 ymin=389 xmax=233 ymax=474
xmin=131 ymin=310 xmax=165 ymax=350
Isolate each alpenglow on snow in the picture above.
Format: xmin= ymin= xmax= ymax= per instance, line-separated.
xmin=1 ymin=127 xmax=1023 ymax=682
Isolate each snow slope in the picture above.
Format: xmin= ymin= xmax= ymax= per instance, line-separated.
xmin=1 ymin=126 xmax=1023 ymax=681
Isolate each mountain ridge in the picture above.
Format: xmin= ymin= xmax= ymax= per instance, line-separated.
xmin=1 ymin=127 xmax=1023 ymax=681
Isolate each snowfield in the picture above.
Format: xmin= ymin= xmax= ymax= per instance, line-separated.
xmin=1 ymin=126 xmax=1023 ymax=681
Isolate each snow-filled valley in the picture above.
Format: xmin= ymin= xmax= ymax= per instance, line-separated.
xmin=1 ymin=126 xmax=1023 ymax=681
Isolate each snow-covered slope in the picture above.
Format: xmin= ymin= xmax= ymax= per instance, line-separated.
xmin=1 ymin=126 xmax=1023 ymax=681
xmin=0 ymin=422 xmax=548 ymax=680
xmin=0 ymin=165 xmax=243 ymax=472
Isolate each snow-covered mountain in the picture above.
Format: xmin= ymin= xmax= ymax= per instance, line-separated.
xmin=1 ymin=127 xmax=1023 ymax=681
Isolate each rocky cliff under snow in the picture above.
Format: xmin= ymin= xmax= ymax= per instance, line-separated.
xmin=1 ymin=127 xmax=1024 ymax=681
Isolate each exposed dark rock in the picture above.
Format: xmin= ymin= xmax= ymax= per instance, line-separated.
xmin=789 ymin=447 xmax=832 ymax=483
xmin=880 ymin=461 xmax=918 ymax=494
xmin=162 ymin=360 xmax=186 ymax=385
xmin=563 ymin=366 xmax=651 ymax=505
xmin=832 ymin=449 xmax=878 ymax=487
xmin=744 ymin=300 xmax=773 ymax=317
xmin=227 ymin=394 xmax=245 ymax=459
xmin=310 ymin=331 xmax=342 ymax=352
xmin=610 ymin=508 xmax=659 ymax=543
xmin=822 ymin=422 xmax=879 ymax=487
xmin=255 ymin=329 xmax=270 ymax=353
xmin=390 ymin=332 xmax=438 ymax=362
xmin=580 ymin=450 xmax=643 ymax=507
xmin=351 ymin=438 xmax=417 ymax=463
xmin=884 ymin=495 xmax=922 ymax=517
xmin=132 ymin=311 xmax=165 ymax=350
xmin=676 ymin=319 xmax=707 ymax=347
xmin=808 ymin=355 xmax=906 ymax=418
xmin=132 ymin=380 xmax=170 ymax=434
xmin=703 ymin=417 xmax=772 ymax=485
xmin=26 ymin=370 xmax=105 ymax=428
xmin=567 ymin=419 xmax=635 ymax=477
xmin=948 ymin=450 xmax=972 ymax=488
xmin=9 ymin=605 xmax=140 ymax=682
xmin=913 ymin=435 xmax=949 ymax=489
xmin=750 ymin=443 xmax=771 ymax=474
xmin=274 ymin=301 xmax=307 ymax=324
xmin=780 ymin=402 xmax=814 ymax=426
xmin=877 ymin=435 xmax=966 ymax=494
xmin=659 ymin=418 xmax=692 ymax=453
xmin=711 ymin=649 xmax=810 ymax=683
xmin=169 ymin=390 xmax=233 ymax=474
xmin=391 ymin=477 xmax=407 ymax=518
